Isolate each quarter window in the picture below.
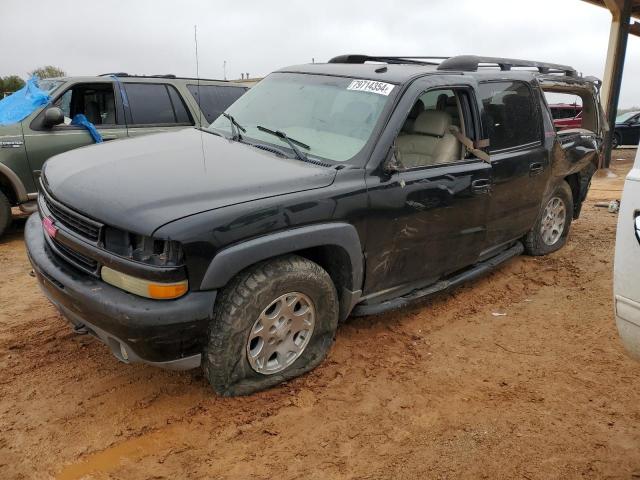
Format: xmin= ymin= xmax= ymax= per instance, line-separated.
xmin=187 ymin=85 xmax=247 ymax=123
xmin=123 ymin=83 xmax=192 ymax=125
xmin=478 ymin=81 xmax=540 ymax=151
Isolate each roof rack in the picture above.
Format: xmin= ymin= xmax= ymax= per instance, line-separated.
xmin=99 ymin=73 xmax=176 ymax=79
xmin=436 ymin=55 xmax=577 ymax=76
xmin=98 ymin=73 xmax=229 ymax=82
xmin=328 ymin=55 xmax=446 ymax=66
xmin=327 ymin=54 xmax=577 ymax=77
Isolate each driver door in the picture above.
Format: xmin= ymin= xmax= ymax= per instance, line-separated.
xmin=23 ymin=81 xmax=128 ymax=185
xmin=364 ymin=81 xmax=492 ymax=299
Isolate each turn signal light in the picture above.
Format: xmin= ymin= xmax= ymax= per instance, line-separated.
xmin=101 ymin=266 xmax=188 ymax=300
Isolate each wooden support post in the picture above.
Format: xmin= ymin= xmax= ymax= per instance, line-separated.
xmin=601 ymin=0 xmax=632 ymax=169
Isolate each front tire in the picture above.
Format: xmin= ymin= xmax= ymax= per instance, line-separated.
xmin=524 ymin=181 xmax=573 ymax=256
xmin=202 ymin=255 xmax=339 ymax=396
xmin=0 ymin=191 xmax=12 ymax=238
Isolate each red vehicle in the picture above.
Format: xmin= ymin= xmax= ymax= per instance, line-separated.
xmin=549 ymin=103 xmax=582 ymax=130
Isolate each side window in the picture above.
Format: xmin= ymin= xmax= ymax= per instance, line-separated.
xmin=124 ymin=83 xmax=193 ymax=125
xmin=478 ymin=81 xmax=540 ymax=151
xmin=395 ymin=89 xmax=469 ymax=169
xmin=53 ymin=83 xmax=117 ymax=126
xmin=186 ymin=85 xmax=247 ymax=123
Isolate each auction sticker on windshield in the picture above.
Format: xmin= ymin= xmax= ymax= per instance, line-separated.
xmin=347 ymin=79 xmax=395 ymax=96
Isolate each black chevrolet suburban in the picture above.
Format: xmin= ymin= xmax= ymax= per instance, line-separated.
xmin=25 ymin=55 xmax=604 ymax=396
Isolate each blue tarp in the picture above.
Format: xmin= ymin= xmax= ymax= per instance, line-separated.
xmin=0 ymin=77 xmax=51 ymax=126
xmin=71 ymin=114 xmax=103 ymax=143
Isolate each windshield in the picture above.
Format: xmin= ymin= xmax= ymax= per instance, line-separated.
xmin=38 ymin=79 xmax=63 ymax=95
xmin=208 ymin=73 xmax=396 ymax=163
xmin=616 ymin=111 xmax=639 ymax=123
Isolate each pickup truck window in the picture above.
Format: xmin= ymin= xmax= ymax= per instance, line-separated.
xmin=54 ymin=83 xmax=117 ymax=126
xmin=396 ymin=89 xmax=468 ymax=168
xmin=186 ymin=85 xmax=247 ymax=124
xmin=478 ymin=81 xmax=540 ymax=151
xmin=124 ymin=83 xmax=192 ymax=126
xmin=208 ymin=73 xmax=395 ymax=163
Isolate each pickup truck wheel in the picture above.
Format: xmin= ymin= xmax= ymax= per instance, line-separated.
xmin=0 ymin=191 xmax=12 ymax=238
xmin=524 ymin=181 xmax=573 ymax=256
xmin=612 ymin=133 xmax=620 ymax=149
xmin=202 ymin=254 xmax=339 ymax=396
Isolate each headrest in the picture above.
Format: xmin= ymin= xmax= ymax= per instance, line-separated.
xmin=408 ymin=99 xmax=425 ymax=120
xmin=413 ymin=110 xmax=452 ymax=137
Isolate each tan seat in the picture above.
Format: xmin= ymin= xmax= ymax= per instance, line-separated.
xmin=396 ymin=110 xmax=460 ymax=168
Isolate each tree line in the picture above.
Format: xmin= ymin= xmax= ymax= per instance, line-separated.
xmin=1 ymin=66 xmax=66 ymax=96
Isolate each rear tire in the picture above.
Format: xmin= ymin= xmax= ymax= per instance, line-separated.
xmin=612 ymin=133 xmax=621 ymax=149
xmin=202 ymin=255 xmax=339 ymax=396
xmin=524 ymin=181 xmax=573 ymax=256
xmin=0 ymin=191 xmax=12 ymax=238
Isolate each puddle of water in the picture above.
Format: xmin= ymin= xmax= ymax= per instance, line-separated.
xmin=56 ymin=427 xmax=177 ymax=480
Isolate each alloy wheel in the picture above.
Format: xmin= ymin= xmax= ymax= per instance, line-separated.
xmin=246 ymin=292 xmax=316 ymax=375
xmin=540 ymin=196 xmax=567 ymax=246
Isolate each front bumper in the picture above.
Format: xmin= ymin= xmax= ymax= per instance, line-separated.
xmin=25 ymin=213 xmax=216 ymax=370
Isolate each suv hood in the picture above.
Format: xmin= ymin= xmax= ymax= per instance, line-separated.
xmin=42 ymin=128 xmax=337 ymax=236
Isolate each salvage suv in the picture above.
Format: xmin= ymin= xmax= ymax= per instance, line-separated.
xmin=0 ymin=74 xmax=248 ymax=237
xmin=25 ymin=55 xmax=604 ymax=396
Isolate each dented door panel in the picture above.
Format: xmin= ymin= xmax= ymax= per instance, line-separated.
xmin=364 ymin=161 xmax=491 ymax=296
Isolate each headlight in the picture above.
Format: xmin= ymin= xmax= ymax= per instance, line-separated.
xmin=104 ymin=227 xmax=184 ymax=266
xmin=101 ymin=266 xmax=188 ymax=300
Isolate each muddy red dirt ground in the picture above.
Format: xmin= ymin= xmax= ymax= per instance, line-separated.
xmin=1 ymin=150 xmax=639 ymax=480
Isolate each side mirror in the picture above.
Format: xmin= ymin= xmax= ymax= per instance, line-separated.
xmin=383 ymin=144 xmax=405 ymax=174
xmin=43 ymin=107 xmax=64 ymax=128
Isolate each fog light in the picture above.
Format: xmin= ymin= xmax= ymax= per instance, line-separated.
xmin=101 ymin=266 xmax=188 ymax=300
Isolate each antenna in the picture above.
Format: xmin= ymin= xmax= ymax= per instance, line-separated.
xmin=194 ymin=25 xmax=203 ymax=127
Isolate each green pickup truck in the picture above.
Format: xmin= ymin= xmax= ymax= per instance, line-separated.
xmin=0 ymin=74 xmax=248 ymax=237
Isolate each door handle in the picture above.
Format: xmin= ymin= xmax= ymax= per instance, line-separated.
xmin=471 ymin=178 xmax=491 ymax=195
xmin=529 ymin=162 xmax=544 ymax=176
xmin=102 ymin=136 xmax=117 ymax=142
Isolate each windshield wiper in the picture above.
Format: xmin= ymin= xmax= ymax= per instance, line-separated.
xmin=256 ymin=125 xmax=310 ymax=162
xmin=222 ymin=113 xmax=246 ymax=141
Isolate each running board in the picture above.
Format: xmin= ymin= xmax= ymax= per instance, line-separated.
xmin=352 ymin=242 xmax=524 ymax=317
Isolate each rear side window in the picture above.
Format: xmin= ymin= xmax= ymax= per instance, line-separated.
xmin=187 ymin=84 xmax=247 ymax=123
xmin=124 ymin=83 xmax=192 ymax=125
xmin=478 ymin=81 xmax=540 ymax=151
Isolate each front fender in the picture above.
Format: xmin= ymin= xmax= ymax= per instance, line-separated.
xmin=199 ymin=222 xmax=363 ymax=292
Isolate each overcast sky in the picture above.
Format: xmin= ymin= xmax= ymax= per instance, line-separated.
xmin=2 ymin=0 xmax=639 ymax=107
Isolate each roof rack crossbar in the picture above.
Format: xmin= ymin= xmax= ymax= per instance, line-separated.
xmin=436 ymin=55 xmax=576 ymax=76
xmin=328 ymin=55 xmax=443 ymax=66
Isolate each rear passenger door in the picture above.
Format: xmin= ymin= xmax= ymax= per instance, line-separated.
xmin=478 ymin=81 xmax=548 ymax=256
xmin=123 ymin=83 xmax=194 ymax=138
xmin=186 ymin=84 xmax=248 ymax=125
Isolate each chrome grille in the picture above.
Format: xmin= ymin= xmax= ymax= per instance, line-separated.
xmin=50 ymin=237 xmax=98 ymax=272
xmin=40 ymin=182 xmax=102 ymax=242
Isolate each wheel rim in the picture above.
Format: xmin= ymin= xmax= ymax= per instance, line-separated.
xmin=246 ymin=292 xmax=316 ymax=375
xmin=613 ymin=136 xmax=619 ymax=148
xmin=540 ymin=196 xmax=567 ymax=246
